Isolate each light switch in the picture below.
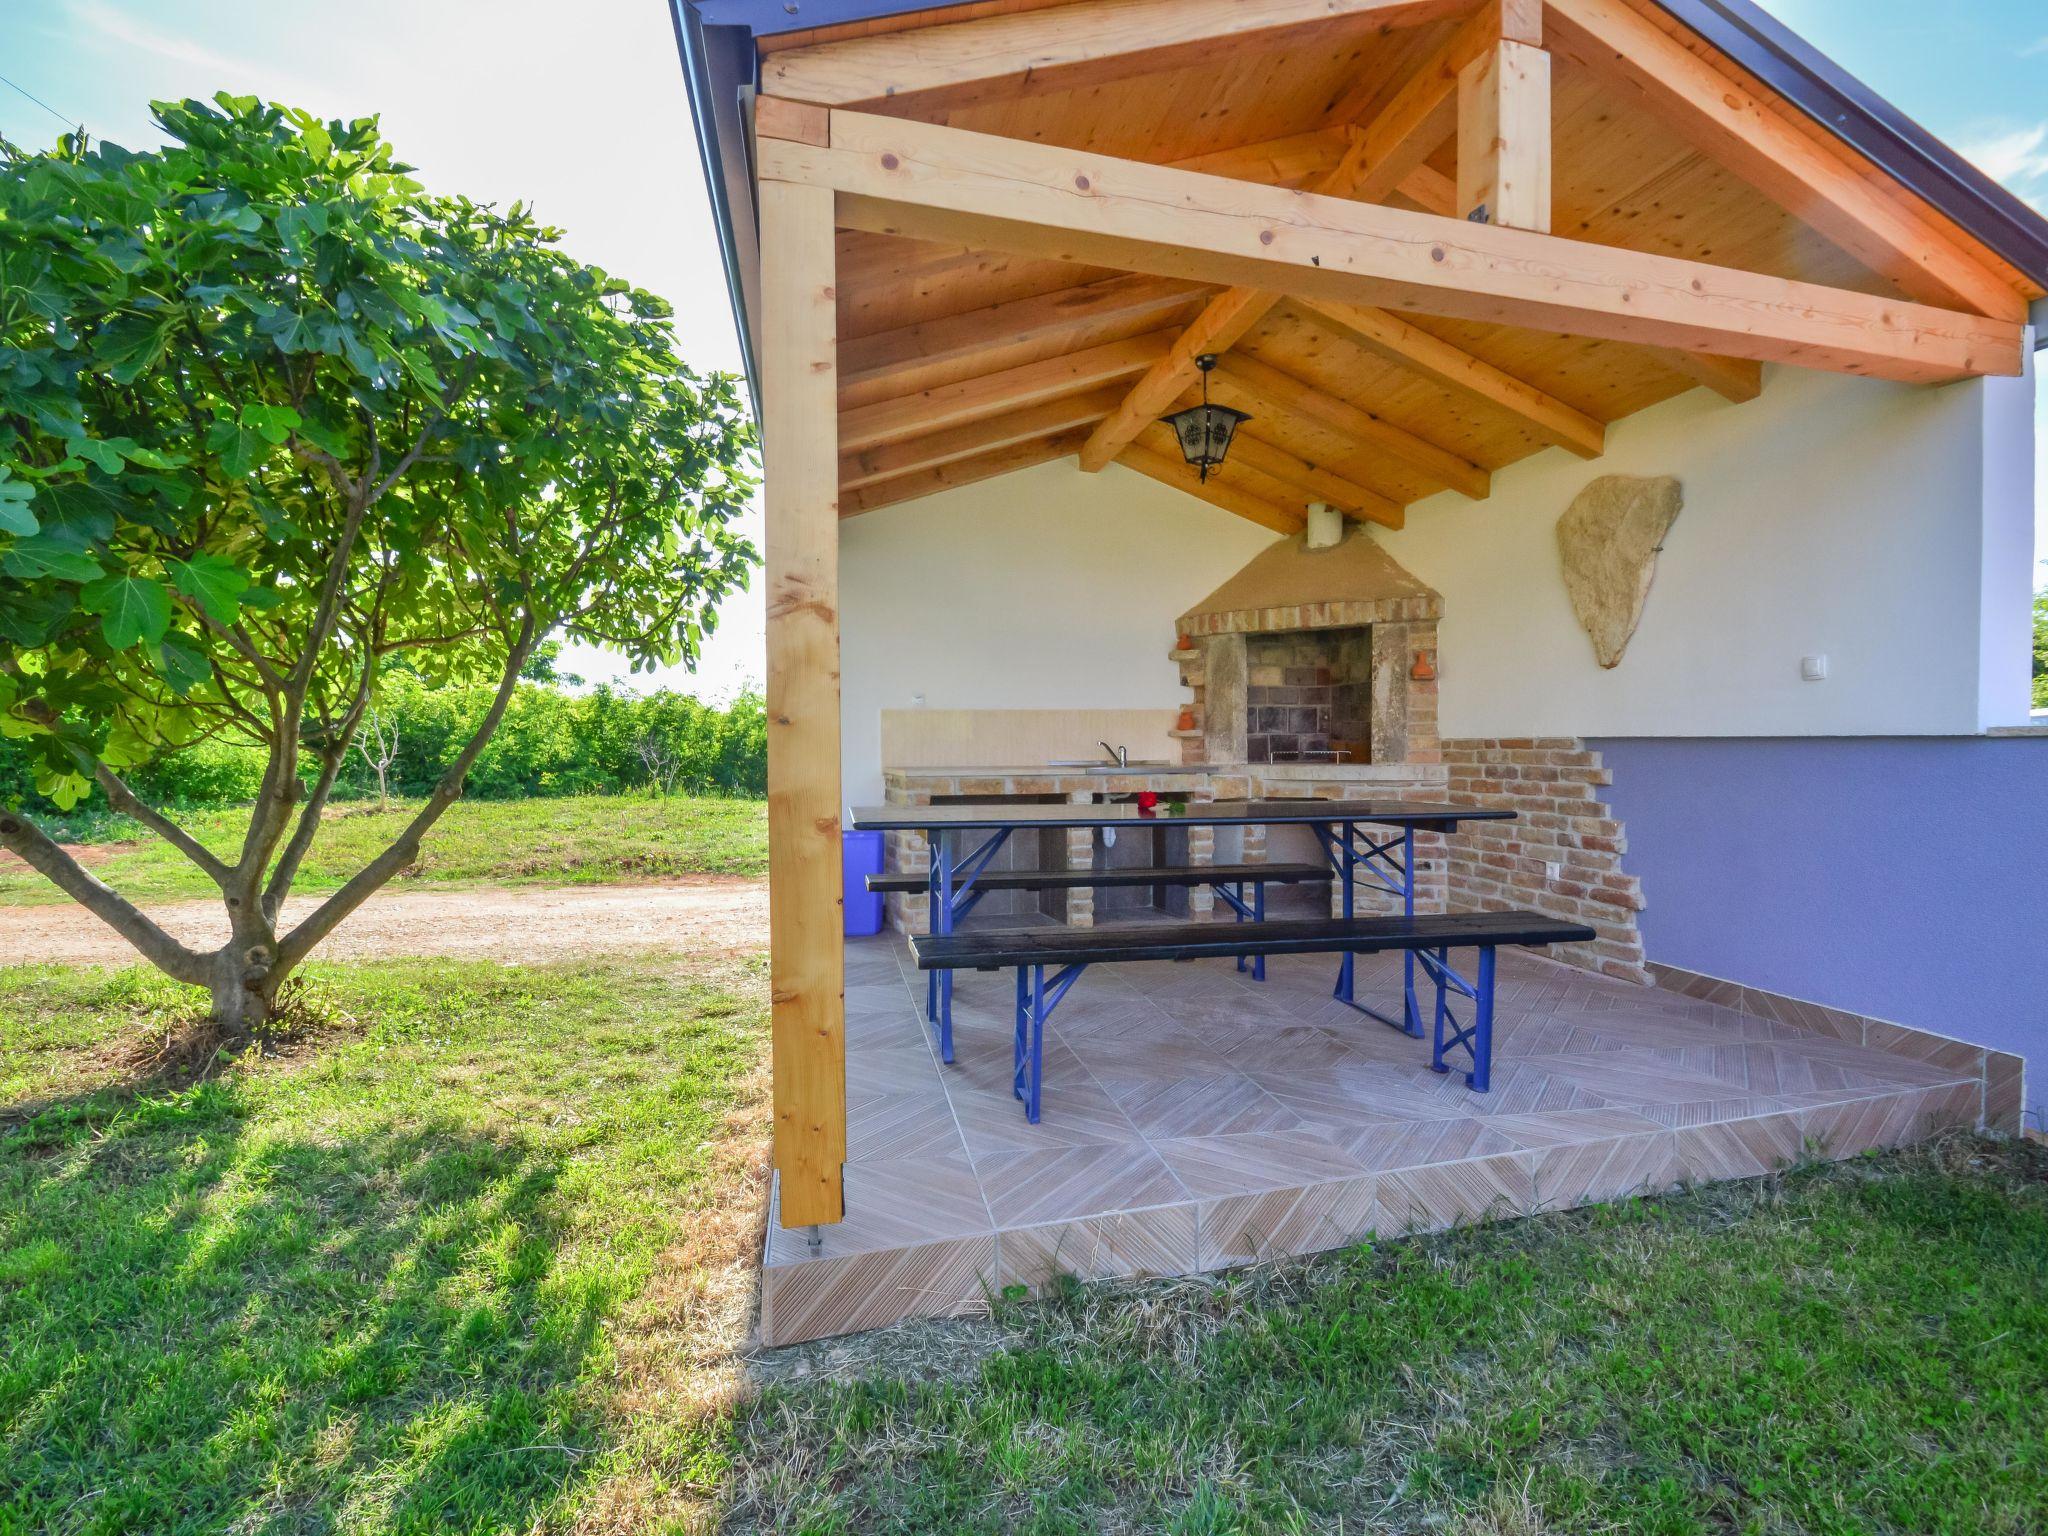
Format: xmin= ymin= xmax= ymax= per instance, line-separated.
xmin=1800 ymin=655 xmax=1828 ymax=682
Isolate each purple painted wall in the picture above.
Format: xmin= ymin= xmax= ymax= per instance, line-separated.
xmin=1591 ymin=735 xmax=2047 ymax=1124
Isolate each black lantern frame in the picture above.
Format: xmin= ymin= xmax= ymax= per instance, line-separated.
xmin=1160 ymin=354 xmax=1250 ymax=482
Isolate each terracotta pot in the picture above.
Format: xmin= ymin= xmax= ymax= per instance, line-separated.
xmin=1176 ymin=707 xmax=1197 ymax=732
xmin=1175 ymin=634 xmax=1193 ymax=652
xmin=1410 ymin=650 xmax=1437 ymax=682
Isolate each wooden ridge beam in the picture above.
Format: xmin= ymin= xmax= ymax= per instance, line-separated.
xmin=839 ymin=329 xmax=1174 ymax=453
xmin=1215 ymin=352 xmax=1491 ymax=499
xmin=1119 ymin=436 xmax=1308 ymax=535
xmin=1544 ymin=0 xmax=2028 ymax=323
xmin=840 ymin=385 xmax=1126 ymax=488
xmin=842 ymin=430 xmax=1087 ymax=516
xmin=761 ymin=0 xmax=1472 ymax=115
xmin=1295 ymin=296 xmax=1604 ymax=457
xmin=755 ymin=111 xmax=2023 ymax=384
xmin=1222 ymin=428 xmax=1407 ymax=529
xmin=839 ymin=273 xmax=1208 ymax=409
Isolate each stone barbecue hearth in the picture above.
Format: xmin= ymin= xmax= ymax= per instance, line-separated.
xmin=1174 ymin=527 xmax=1441 ymax=769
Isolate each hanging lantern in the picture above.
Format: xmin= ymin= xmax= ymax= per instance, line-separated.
xmin=1161 ymin=354 xmax=1250 ymax=483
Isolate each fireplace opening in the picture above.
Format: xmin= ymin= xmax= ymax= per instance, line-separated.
xmin=1246 ymin=626 xmax=1372 ymax=764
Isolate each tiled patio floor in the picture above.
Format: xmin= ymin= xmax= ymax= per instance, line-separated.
xmin=760 ymin=934 xmax=1985 ymax=1346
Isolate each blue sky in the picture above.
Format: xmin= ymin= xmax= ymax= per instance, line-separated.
xmin=3 ymin=0 xmax=2044 ymax=695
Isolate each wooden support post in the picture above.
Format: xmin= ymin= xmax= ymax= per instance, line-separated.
xmin=759 ymin=176 xmax=847 ymax=1229
xmin=1458 ymin=38 xmax=1550 ymax=231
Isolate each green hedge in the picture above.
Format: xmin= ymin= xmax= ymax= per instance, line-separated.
xmin=0 ymin=679 xmax=766 ymax=812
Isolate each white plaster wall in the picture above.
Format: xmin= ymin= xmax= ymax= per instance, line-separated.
xmin=838 ymin=458 xmax=1278 ymax=805
xmin=1375 ymin=364 xmax=2039 ymax=739
xmin=837 ymin=364 xmax=2039 ymax=799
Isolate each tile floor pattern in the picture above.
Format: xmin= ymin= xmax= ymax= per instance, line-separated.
xmin=761 ymin=936 xmax=1986 ymax=1346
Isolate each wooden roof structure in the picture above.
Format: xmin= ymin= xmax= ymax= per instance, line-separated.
xmin=668 ymin=0 xmax=2048 ymax=1226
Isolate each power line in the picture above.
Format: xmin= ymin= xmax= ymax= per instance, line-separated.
xmin=0 ymin=71 xmax=83 ymax=134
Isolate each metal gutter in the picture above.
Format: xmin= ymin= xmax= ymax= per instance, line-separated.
xmin=672 ymin=0 xmax=2048 ymax=393
xmin=671 ymin=0 xmax=765 ymax=418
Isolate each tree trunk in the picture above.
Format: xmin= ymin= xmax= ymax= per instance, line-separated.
xmin=207 ymin=906 xmax=282 ymax=1046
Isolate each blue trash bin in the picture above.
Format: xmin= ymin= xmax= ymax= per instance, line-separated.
xmin=842 ymin=829 xmax=885 ymax=937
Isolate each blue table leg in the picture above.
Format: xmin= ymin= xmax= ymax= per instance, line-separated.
xmin=935 ymin=828 xmax=955 ymax=1063
xmin=1253 ymin=880 xmax=1266 ymax=981
xmin=1400 ymin=826 xmax=1421 ymax=1037
xmin=1470 ymin=946 xmax=1496 ymax=1091
xmin=924 ymin=837 xmax=940 ymax=1028
xmin=1336 ymin=820 xmax=1356 ymax=1004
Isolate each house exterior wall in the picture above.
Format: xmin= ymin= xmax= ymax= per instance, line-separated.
xmin=1373 ymin=362 xmax=2038 ymax=739
xmin=838 ymin=457 xmax=1274 ymax=806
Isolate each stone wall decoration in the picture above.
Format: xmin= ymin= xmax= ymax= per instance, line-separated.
xmin=1556 ymin=474 xmax=1683 ymax=669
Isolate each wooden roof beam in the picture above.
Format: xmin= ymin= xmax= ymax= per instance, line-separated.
xmin=841 ymin=385 xmax=1126 ymax=489
xmin=1295 ymin=296 xmax=1604 ymax=458
xmin=1220 ymin=426 xmax=1408 ymax=529
xmin=839 ymin=330 xmax=1174 ymax=453
xmin=842 ymin=430 xmax=1088 ymax=517
xmin=1214 ymin=352 xmax=1491 ymax=499
xmin=762 ymin=0 xmax=1473 ymax=115
xmin=1544 ymin=0 xmax=2028 ymax=322
xmin=839 ymin=273 xmax=1209 ymax=409
xmin=1118 ymin=438 xmax=1308 ymax=536
xmin=757 ymin=111 xmax=2022 ymax=383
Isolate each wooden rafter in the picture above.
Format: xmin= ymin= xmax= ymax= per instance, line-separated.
xmin=842 ymin=430 xmax=1087 ymax=516
xmin=839 ymin=329 xmax=1173 ymax=453
xmin=761 ymin=0 xmax=1472 ymax=114
xmin=1545 ymin=0 xmax=2028 ymax=322
xmin=1295 ymin=297 xmax=1604 ymax=457
xmin=1457 ymin=35 xmax=1551 ymax=230
xmin=1221 ymin=427 xmax=1407 ymax=529
xmin=1120 ymin=436 xmax=1308 ymax=535
xmin=838 ymin=273 xmax=1208 ymax=409
xmin=840 ymin=384 xmax=1125 ymax=489
xmin=1658 ymin=349 xmax=1764 ymax=404
xmin=1214 ymin=352 xmax=1490 ymax=499
xmin=758 ymin=111 xmax=2023 ymax=383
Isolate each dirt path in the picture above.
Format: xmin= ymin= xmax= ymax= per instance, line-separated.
xmin=0 ymin=878 xmax=770 ymax=966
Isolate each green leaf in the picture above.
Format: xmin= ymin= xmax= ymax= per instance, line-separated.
xmin=0 ymin=479 xmax=37 ymax=536
xmin=95 ymin=312 xmax=176 ymax=384
xmin=155 ymin=634 xmax=212 ymax=694
xmin=70 ymin=437 xmax=128 ymax=474
xmin=82 ymin=571 xmax=173 ymax=649
xmin=240 ymin=402 xmax=302 ymax=445
xmin=2 ymin=535 xmax=103 ymax=582
xmin=205 ymin=419 xmax=264 ymax=479
xmin=169 ymin=553 xmax=251 ymax=625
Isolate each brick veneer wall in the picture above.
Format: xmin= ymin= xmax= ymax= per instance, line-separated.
xmin=1441 ymin=737 xmax=1649 ymax=983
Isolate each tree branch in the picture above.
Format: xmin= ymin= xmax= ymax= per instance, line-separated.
xmin=0 ymin=809 xmax=210 ymax=984
xmin=93 ymin=766 xmax=232 ymax=887
xmin=275 ymin=615 xmax=537 ymax=972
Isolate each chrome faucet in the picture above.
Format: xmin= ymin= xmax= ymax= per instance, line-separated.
xmin=1099 ymin=741 xmax=1128 ymax=767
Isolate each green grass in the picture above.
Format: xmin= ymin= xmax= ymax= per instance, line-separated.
xmin=732 ymin=1140 xmax=2048 ymax=1536
xmin=0 ymin=954 xmax=769 ymax=1535
xmin=0 ymin=793 xmax=767 ymax=907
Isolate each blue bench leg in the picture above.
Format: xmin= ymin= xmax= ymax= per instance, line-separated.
xmin=1026 ymin=964 xmax=1046 ymax=1123
xmin=1013 ymin=966 xmax=1028 ymax=1101
xmin=1429 ymin=948 xmax=1451 ymax=1073
xmin=1252 ymin=882 xmax=1266 ymax=982
xmin=1470 ymin=946 xmax=1495 ymax=1092
xmin=1234 ymin=881 xmax=1247 ymax=973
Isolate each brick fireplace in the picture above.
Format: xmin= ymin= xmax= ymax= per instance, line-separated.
xmin=1174 ymin=525 xmax=1441 ymax=769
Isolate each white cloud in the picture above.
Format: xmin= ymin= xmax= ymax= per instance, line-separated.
xmin=2022 ymin=36 xmax=2048 ymax=58
xmin=1957 ymin=122 xmax=2048 ymax=208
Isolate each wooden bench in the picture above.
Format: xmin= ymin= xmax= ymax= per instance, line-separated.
xmin=913 ymin=911 xmax=1596 ymax=1123
xmin=873 ymin=862 xmax=1334 ymax=1017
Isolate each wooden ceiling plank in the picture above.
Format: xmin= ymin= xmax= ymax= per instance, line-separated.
xmin=841 ymin=430 xmax=1088 ymax=516
xmin=841 ymin=385 xmax=1126 ymax=488
xmin=1295 ymin=296 xmax=1605 ymax=457
xmin=758 ymin=113 xmax=2023 ymax=383
xmin=1119 ymin=438 xmax=1309 ymax=535
xmin=839 ymin=329 xmax=1175 ymax=453
xmin=760 ymin=0 xmax=1474 ymax=115
xmin=1216 ymin=351 xmax=1491 ymax=498
xmin=839 ymin=273 xmax=1208 ymax=408
xmin=1543 ymin=0 xmax=2029 ymax=322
